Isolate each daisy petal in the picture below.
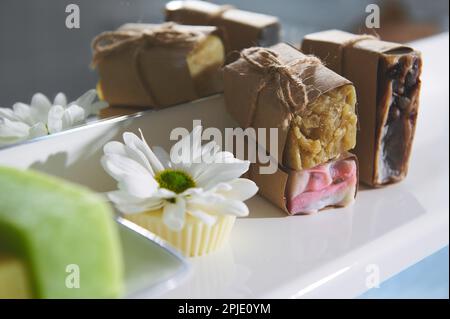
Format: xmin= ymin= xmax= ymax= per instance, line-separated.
xmin=217 ymin=178 xmax=258 ymax=201
xmin=101 ymin=154 xmax=158 ymax=198
xmin=101 ymin=153 xmax=152 ymax=181
xmin=163 ymin=197 xmax=186 ymax=231
xmin=0 ymin=118 xmax=30 ymax=144
xmin=201 ymin=141 xmax=220 ymax=157
xmin=152 ymin=146 xmax=171 ymax=169
xmin=170 ymin=125 xmax=202 ymax=165
xmin=195 ymin=161 xmax=250 ymax=189
xmin=179 ymin=187 xmax=205 ymax=197
xmin=188 ymin=193 xmax=249 ymax=217
xmin=47 ymin=105 xmax=64 ymax=134
xmin=117 ymin=175 xmax=159 ymax=199
xmin=108 ymin=190 xmax=164 ymax=213
xmin=115 ymin=200 xmax=164 ymax=214
xmin=187 ymin=209 xmax=217 ymax=226
xmin=213 ymin=151 xmax=236 ymax=163
xmin=198 ymin=141 xmax=220 ymax=164
xmin=28 ymin=122 xmax=48 ymax=138
xmin=103 ymin=141 xmax=127 ymax=156
xmin=154 ymin=188 xmax=177 ymax=199
xmin=0 ymin=107 xmax=18 ymax=121
xmin=30 ymin=93 xmax=52 ymax=123
xmin=73 ymin=89 xmax=97 ymax=113
xmin=184 ymin=161 xmax=209 ymax=180
xmin=107 ymin=190 xmax=144 ymax=205
xmin=62 ymin=104 xmax=86 ymax=129
xmin=124 ymin=131 xmax=164 ymax=173
xmin=53 ymin=93 xmax=67 ymax=107
xmin=208 ymin=182 xmax=232 ymax=193
xmin=122 ymin=132 xmax=155 ymax=175
xmin=12 ymin=103 xmax=34 ymax=125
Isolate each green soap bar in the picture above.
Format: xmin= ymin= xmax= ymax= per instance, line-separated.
xmin=0 ymin=166 xmax=123 ymax=298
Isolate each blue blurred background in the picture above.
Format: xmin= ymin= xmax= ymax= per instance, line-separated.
xmin=361 ymin=246 xmax=449 ymax=299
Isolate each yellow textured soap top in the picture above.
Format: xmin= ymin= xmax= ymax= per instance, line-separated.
xmin=186 ymin=35 xmax=224 ymax=78
xmin=284 ymin=84 xmax=357 ymax=170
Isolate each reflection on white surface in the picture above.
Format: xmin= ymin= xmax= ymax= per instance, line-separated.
xmin=351 ymin=187 xmax=426 ymax=244
xmin=158 ymin=182 xmax=427 ymax=298
xmin=160 ymin=245 xmax=254 ymax=299
xmin=292 ymin=266 xmax=351 ymax=298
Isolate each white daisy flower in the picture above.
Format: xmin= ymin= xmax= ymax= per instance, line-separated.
xmin=0 ymin=89 xmax=107 ymax=146
xmin=102 ymin=126 xmax=258 ymax=231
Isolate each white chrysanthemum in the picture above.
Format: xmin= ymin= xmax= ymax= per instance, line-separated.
xmin=102 ymin=126 xmax=258 ymax=231
xmin=0 ymin=89 xmax=107 ymax=146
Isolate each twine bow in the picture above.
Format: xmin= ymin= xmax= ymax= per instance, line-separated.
xmin=92 ymin=22 xmax=203 ymax=64
xmin=240 ymin=47 xmax=322 ymax=128
xmin=91 ymin=23 xmax=204 ymax=107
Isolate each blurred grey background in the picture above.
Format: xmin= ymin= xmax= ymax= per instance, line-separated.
xmin=0 ymin=0 xmax=448 ymax=107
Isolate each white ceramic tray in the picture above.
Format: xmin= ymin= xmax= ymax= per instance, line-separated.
xmin=0 ymin=33 xmax=448 ymax=298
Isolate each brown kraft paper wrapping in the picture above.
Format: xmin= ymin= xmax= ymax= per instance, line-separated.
xmin=248 ymin=152 xmax=358 ymax=214
xmin=302 ymin=30 xmax=422 ymax=186
xmin=224 ymin=43 xmax=356 ymax=170
xmin=92 ymin=23 xmax=225 ymax=109
xmin=165 ymin=0 xmax=280 ymax=55
xmin=224 ymin=43 xmax=358 ymax=214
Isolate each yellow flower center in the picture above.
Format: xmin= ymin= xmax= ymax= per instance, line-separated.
xmin=155 ymin=169 xmax=196 ymax=194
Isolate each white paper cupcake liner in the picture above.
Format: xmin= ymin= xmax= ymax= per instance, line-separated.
xmin=125 ymin=212 xmax=236 ymax=257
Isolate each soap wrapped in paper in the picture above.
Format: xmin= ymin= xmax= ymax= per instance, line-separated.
xmin=248 ymin=152 xmax=358 ymax=215
xmin=92 ymin=23 xmax=225 ymax=109
xmin=165 ymin=0 xmax=280 ymax=56
xmin=302 ymin=30 xmax=422 ymax=186
xmin=224 ymin=43 xmax=358 ymax=214
xmin=224 ymin=43 xmax=357 ymax=171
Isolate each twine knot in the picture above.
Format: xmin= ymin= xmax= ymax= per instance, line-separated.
xmin=92 ymin=22 xmax=203 ymax=65
xmin=91 ymin=23 xmax=207 ymax=107
xmin=240 ymin=47 xmax=322 ymax=127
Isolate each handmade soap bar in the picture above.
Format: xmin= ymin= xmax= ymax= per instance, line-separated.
xmin=224 ymin=43 xmax=358 ymax=214
xmin=0 ymin=166 xmax=123 ymax=298
xmin=285 ymin=155 xmax=357 ymax=214
xmin=165 ymin=0 xmax=280 ymax=55
xmin=302 ymin=30 xmax=422 ymax=186
xmin=92 ymin=23 xmax=225 ymax=109
xmin=224 ymin=43 xmax=357 ymax=171
xmin=248 ymin=153 xmax=358 ymax=215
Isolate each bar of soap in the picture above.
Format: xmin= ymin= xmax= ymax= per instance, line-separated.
xmin=224 ymin=43 xmax=357 ymax=171
xmin=224 ymin=43 xmax=358 ymax=214
xmin=284 ymin=84 xmax=357 ymax=170
xmin=247 ymin=153 xmax=358 ymax=215
xmin=302 ymin=30 xmax=422 ymax=186
xmin=285 ymin=156 xmax=357 ymax=214
xmin=165 ymin=0 xmax=280 ymax=55
xmin=186 ymin=33 xmax=225 ymax=94
xmin=376 ymin=52 xmax=421 ymax=185
xmin=0 ymin=166 xmax=123 ymax=298
xmin=92 ymin=23 xmax=225 ymax=109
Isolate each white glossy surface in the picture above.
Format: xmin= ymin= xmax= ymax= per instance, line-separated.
xmin=0 ymin=34 xmax=448 ymax=299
